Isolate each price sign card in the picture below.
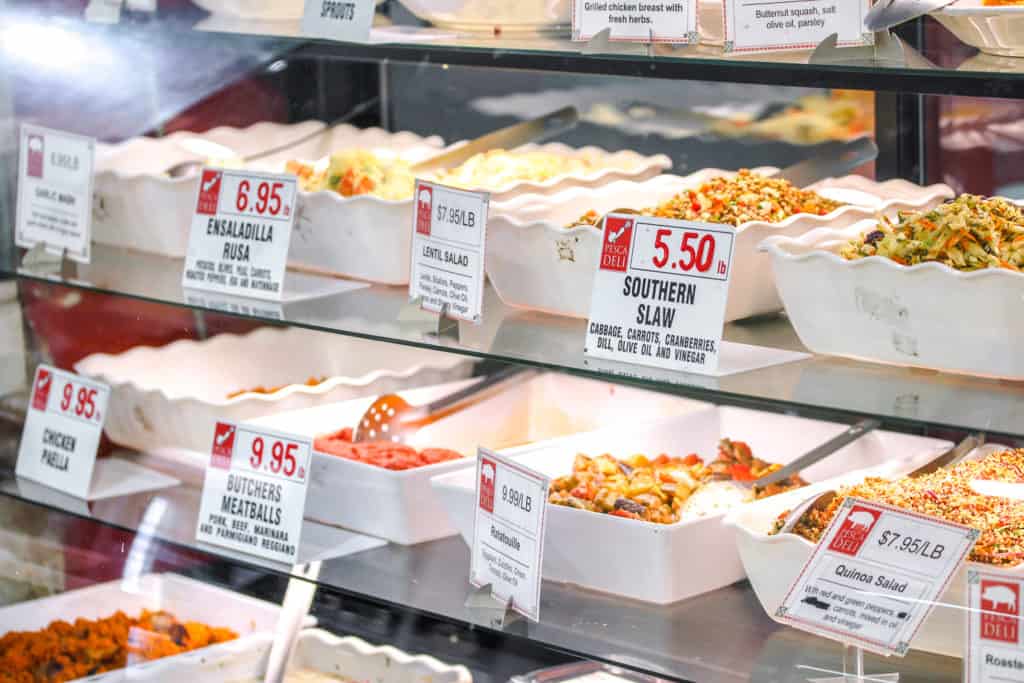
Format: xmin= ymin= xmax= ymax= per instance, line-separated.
xmin=966 ymin=569 xmax=1024 ymax=682
xmin=183 ymin=168 xmax=297 ymax=302
xmin=302 ymin=0 xmax=374 ymax=43
xmin=409 ymin=180 xmax=489 ymax=324
xmin=572 ymin=0 xmax=697 ymax=43
xmin=469 ymin=447 xmax=550 ymax=621
xmin=585 ymin=214 xmax=735 ymax=375
xmin=723 ymin=0 xmax=872 ymax=53
xmin=196 ymin=421 xmax=312 ymax=565
xmin=777 ymin=497 xmax=978 ymax=656
xmin=16 ymin=365 xmax=109 ymax=499
xmin=16 ymin=124 xmax=95 ymax=263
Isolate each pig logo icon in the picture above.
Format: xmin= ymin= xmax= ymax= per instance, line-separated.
xmin=847 ymin=510 xmax=877 ymax=531
xmin=27 ymin=135 xmax=44 ymax=178
xmin=827 ymin=505 xmax=881 ymax=556
xmin=416 ymin=185 xmax=433 ymax=236
xmin=981 ymin=579 xmax=1020 ymax=644
xmin=479 ymin=458 xmax=496 ymax=513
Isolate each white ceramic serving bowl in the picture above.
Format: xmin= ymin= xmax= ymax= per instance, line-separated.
xmin=397 ymin=0 xmax=570 ymax=34
xmin=86 ymin=629 xmax=472 ymax=683
xmin=74 ymin=326 xmax=474 ymax=455
xmin=725 ymin=445 xmax=1012 ymax=659
xmin=0 ymin=573 xmax=313 ymax=683
xmin=431 ymin=406 xmax=950 ymax=604
xmin=93 ymin=122 xmax=444 ymax=284
xmin=250 ymin=373 xmax=707 ymax=544
xmin=934 ymin=0 xmax=1024 ymax=58
xmin=487 ymin=170 xmax=953 ymax=321
xmin=761 ymin=216 xmax=1024 ymax=379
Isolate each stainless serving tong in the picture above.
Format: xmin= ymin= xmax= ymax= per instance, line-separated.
xmin=775 ymin=432 xmax=985 ymax=535
xmin=864 ymin=0 xmax=956 ymax=32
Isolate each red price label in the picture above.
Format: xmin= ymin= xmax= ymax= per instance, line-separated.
xmin=247 ymin=435 xmax=306 ymax=482
xmin=55 ymin=380 xmax=101 ymax=424
xmin=235 ymin=179 xmax=287 ymax=218
xmin=629 ymin=223 xmax=732 ymax=281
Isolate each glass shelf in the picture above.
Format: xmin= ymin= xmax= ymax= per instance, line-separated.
xmin=6 ymin=0 xmax=1024 ymax=99
xmin=15 ymin=242 xmax=1024 ymax=442
xmin=0 ymin=447 xmax=965 ymax=683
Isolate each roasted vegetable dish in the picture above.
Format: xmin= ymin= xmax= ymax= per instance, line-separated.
xmin=315 ymin=427 xmax=462 ymax=471
xmin=841 ymin=195 xmax=1024 ymax=271
xmin=547 ymin=439 xmax=806 ymax=524
xmin=774 ymin=448 xmax=1024 ymax=566
xmin=569 ymin=170 xmax=843 ymax=230
xmin=286 ymin=151 xmax=415 ymax=200
xmin=0 ymin=610 xmax=237 ymax=683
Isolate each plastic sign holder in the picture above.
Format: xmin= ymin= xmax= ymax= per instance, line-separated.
xmin=408 ymin=179 xmax=489 ymax=326
xmin=195 ymin=421 xmax=313 ymax=565
xmin=584 ymin=213 xmax=735 ymax=375
xmin=777 ymin=497 xmax=979 ymax=680
xmin=182 ymin=167 xmax=298 ymax=302
xmin=721 ymin=0 xmax=872 ymax=54
xmin=16 ymin=124 xmax=95 ymax=263
xmin=469 ymin=447 xmax=550 ymax=622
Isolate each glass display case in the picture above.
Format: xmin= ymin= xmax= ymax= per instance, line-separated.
xmin=3 ymin=3 xmax=1024 ymax=682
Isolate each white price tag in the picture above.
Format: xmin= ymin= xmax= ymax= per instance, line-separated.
xmin=195 ymin=421 xmax=312 ymax=565
xmin=183 ymin=168 xmax=297 ymax=302
xmin=572 ymin=0 xmax=697 ymax=43
xmin=778 ymin=497 xmax=978 ymax=656
xmin=301 ymin=0 xmax=374 ymax=43
xmin=469 ymin=448 xmax=549 ymax=621
xmin=723 ymin=0 xmax=872 ymax=53
xmin=16 ymin=124 xmax=95 ymax=263
xmin=16 ymin=365 xmax=110 ymax=499
xmin=584 ymin=214 xmax=735 ymax=375
xmin=409 ymin=180 xmax=488 ymax=324
xmin=966 ymin=569 xmax=1024 ymax=682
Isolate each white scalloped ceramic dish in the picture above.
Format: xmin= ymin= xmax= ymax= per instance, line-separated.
xmin=93 ymin=121 xmax=445 ymax=284
xmin=93 ymin=629 xmax=472 ymax=683
xmin=761 ymin=214 xmax=1024 ymax=378
xmin=431 ymin=406 xmax=950 ymax=604
xmin=486 ymin=170 xmax=952 ymax=321
xmin=725 ymin=444 xmax=1012 ymax=658
xmin=74 ymin=326 xmax=473 ymax=455
xmin=934 ymin=0 xmax=1024 ymax=57
xmin=396 ymin=0 xmax=570 ymax=34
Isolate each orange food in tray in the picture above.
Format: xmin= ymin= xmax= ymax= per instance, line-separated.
xmin=315 ymin=427 xmax=462 ymax=471
xmin=0 ymin=610 xmax=236 ymax=683
xmin=983 ymin=0 xmax=1024 ymax=5
xmin=226 ymin=376 xmax=327 ymax=399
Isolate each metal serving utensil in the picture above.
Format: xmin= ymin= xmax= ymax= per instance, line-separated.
xmin=864 ymin=0 xmax=955 ymax=32
xmin=739 ymin=418 xmax=881 ymax=492
xmin=353 ymin=365 xmax=534 ymax=444
xmin=776 ymin=432 xmax=985 ymax=535
xmin=773 ymin=136 xmax=879 ymax=188
xmin=164 ymin=97 xmax=381 ymax=178
xmin=409 ymin=106 xmax=579 ymax=175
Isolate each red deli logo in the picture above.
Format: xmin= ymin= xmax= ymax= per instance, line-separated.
xmin=196 ymin=170 xmax=223 ymax=215
xmin=416 ymin=184 xmax=433 ymax=236
xmin=27 ymin=135 xmax=44 ymax=179
xmin=210 ymin=422 xmax=236 ymax=469
xmin=827 ymin=505 xmax=881 ymax=556
xmin=981 ymin=580 xmax=1020 ymax=644
xmin=599 ymin=216 xmax=633 ymax=272
xmin=32 ymin=368 xmax=53 ymax=411
xmin=479 ymin=458 xmax=496 ymax=513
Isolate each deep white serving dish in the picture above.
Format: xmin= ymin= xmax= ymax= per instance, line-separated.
xmin=0 ymin=573 xmax=309 ymax=682
xmin=74 ymin=326 xmax=474 ymax=455
xmin=934 ymin=0 xmax=1024 ymax=58
xmin=97 ymin=629 xmax=473 ymax=683
xmin=249 ymin=372 xmax=708 ymax=545
xmin=761 ymin=216 xmax=1024 ymax=379
xmin=726 ymin=445 xmax=1009 ymax=659
xmin=396 ymin=0 xmax=570 ymax=34
xmin=430 ymin=406 xmax=951 ymax=604
xmin=487 ymin=170 xmax=952 ymax=321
